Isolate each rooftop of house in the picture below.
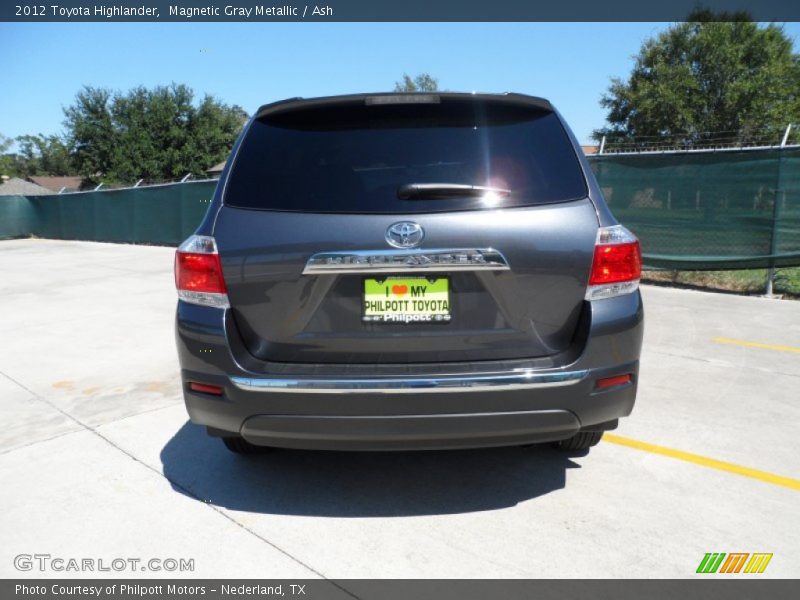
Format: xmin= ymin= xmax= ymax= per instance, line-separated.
xmin=27 ymin=175 xmax=84 ymax=192
xmin=0 ymin=177 xmax=55 ymax=196
xmin=207 ymin=161 xmax=227 ymax=174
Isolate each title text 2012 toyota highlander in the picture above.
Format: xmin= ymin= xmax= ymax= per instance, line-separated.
xmin=174 ymin=92 xmax=644 ymax=454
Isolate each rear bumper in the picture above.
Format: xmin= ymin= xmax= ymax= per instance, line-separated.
xmin=175 ymin=291 xmax=643 ymax=451
xmin=184 ymin=364 xmax=636 ymax=450
xmin=240 ymin=410 xmax=581 ymax=451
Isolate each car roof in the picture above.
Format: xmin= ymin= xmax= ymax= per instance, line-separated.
xmin=254 ymin=92 xmax=554 ymax=119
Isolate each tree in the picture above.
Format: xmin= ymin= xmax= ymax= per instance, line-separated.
xmin=64 ymin=83 xmax=247 ymax=183
xmin=0 ymin=134 xmax=18 ymax=177
xmin=394 ymin=73 xmax=440 ymax=92
xmin=593 ymin=12 xmax=800 ymax=148
xmin=15 ymin=134 xmax=74 ymax=176
xmin=63 ymin=86 xmax=115 ymax=181
xmin=0 ymin=134 xmax=11 ymax=155
xmin=0 ymin=133 xmax=74 ymax=178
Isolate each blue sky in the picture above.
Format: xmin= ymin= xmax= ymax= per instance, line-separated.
xmin=2 ymin=22 xmax=799 ymax=146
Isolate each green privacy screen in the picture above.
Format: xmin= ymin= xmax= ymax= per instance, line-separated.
xmin=0 ymin=180 xmax=217 ymax=246
xmin=589 ymin=148 xmax=800 ymax=270
xmin=1 ymin=150 xmax=799 ymax=270
xmin=0 ymin=195 xmax=35 ymax=240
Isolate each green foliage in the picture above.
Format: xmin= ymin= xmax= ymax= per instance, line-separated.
xmin=16 ymin=134 xmax=74 ymax=176
xmin=0 ymin=155 xmax=17 ymax=178
xmin=0 ymin=132 xmax=74 ymax=178
xmin=63 ymin=87 xmax=115 ymax=182
xmin=643 ymin=268 xmax=800 ymax=297
xmin=394 ymin=73 xmax=440 ymax=92
xmin=64 ymin=83 xmax=248 ymax=184
xmin=0 ymin=134 xmax=19 ymax=177
xmin=594 ymin=13 xmax=800 ymax=147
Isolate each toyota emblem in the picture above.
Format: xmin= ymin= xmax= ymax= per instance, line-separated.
xmin=385 ymin=222 xmax=424 ymax=248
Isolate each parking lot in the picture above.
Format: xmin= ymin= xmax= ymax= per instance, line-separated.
xmin=1 ymin=238 xmax=798 ymax=579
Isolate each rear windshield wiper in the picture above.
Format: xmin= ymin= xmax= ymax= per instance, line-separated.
xmin=397 ymin=183 xmax=511 ymax=200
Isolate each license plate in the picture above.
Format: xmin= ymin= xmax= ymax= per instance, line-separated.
xmin=363 ymin=277 xmax=451 ymax=324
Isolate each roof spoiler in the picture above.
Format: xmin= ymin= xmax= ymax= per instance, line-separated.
xmin=254 ymin=92 xmax=554 ymax=119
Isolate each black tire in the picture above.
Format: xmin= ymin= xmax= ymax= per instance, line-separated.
xmin=221 ymin=436 xmax=262 ymax=454
xmin=554 ymin=431 xmax=604 ymax=451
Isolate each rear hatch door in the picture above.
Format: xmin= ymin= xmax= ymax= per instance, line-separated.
xmin=215 ymin=93 xmax=598 ymax=364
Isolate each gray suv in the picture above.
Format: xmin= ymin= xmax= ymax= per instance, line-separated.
xmin=174 ymin=92 xmax=643 ymax=454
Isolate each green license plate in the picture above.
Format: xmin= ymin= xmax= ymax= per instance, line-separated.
xmin=363 ymin=277 xmax=451 ymax=324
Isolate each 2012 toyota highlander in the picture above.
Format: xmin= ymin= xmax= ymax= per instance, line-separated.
xmin=174 ymin=92 xmax=644 ymax=454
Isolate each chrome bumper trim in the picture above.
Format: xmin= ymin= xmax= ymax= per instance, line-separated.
xmin=302 ymin=248 xmax=510 ymax=274
xmin=229 ymin=369 xmax=588 ymax=394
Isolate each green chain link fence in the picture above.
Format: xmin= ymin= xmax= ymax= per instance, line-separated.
xmin=0 ymin=180 xmax=216 ymax=245
xmin=589 ymin=148 xmax=800 ymax=270
xmin=1 ymin=149 xmax=799 ymax=270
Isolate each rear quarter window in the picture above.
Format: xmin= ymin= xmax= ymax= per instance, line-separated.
xmin=224 ymin=99 xmax=587 ymax=213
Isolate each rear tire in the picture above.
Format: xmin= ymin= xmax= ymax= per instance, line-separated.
xmin=221 ymin=436 xmax=262 ymax=454
xmin=554 ymin=431 xmax=603 ymax=451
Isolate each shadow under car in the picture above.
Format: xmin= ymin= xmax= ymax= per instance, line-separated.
xmin=159 ymin=421 xmax=584 ymax=518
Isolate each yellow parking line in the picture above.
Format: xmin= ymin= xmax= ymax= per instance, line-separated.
xmin=603 ymin=434 xmax=800 ymax=492
xmin=712 ymin=336 xmax=800 ymax=354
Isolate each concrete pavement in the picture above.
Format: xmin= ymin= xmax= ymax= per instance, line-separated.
xmin=1 ymin=239 xmax=798 ymax=579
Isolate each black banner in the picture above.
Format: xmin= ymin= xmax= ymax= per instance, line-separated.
xmin=3 ymin=580 xmax=799 ymax=600
xmin=3 ymin=0 xmax=800 ymax=23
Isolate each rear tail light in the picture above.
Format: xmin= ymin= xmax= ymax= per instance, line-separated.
xmin=586 ymin=225 xmax=642 ymax=300
xmin=175 ymin=235 xmax=229 ymax=308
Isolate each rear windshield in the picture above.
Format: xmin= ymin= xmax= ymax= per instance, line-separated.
xmin=225 ymin=99 xmax=587 ymax=213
